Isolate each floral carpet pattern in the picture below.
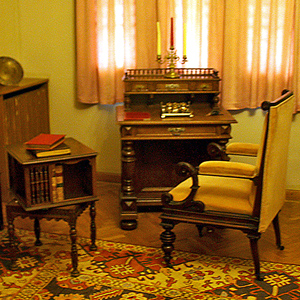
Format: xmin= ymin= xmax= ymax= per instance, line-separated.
xmin=0 ymin=229 xmax=300 ymax=300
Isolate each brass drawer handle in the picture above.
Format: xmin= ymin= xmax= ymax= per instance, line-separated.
xmin=168 ymin=127 xmax=185 ymax=136
xmin=134 ymin=84 xmax=147 ymax=91
xmin=199 ymin=83 xmax=212 ymax=90
xmin=165 ymin=83 xmax=180 ymax=90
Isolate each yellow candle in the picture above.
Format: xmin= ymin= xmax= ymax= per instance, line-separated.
xmin=157 ymin=21 xmax=161 ymax=56
xmin=183 ymin=23 xmax=187 ymax=56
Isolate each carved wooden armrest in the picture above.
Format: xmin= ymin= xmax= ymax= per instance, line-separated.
xmin=161 ymin=162 xmax=204 ymax=212
xmin=226 ymin=142 xmax=259 ymax=157
xmin=207 ymin=142 xmax=229 ymax=161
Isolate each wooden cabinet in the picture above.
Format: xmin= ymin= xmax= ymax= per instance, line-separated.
xmin=117 ymin=68 xmax=237 ymax=230
xmin=6 ymin=138 xmax=98 ymax=211
xmin=0 ymin=79 xmax=49 ymax=225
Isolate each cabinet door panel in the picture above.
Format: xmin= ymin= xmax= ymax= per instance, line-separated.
xmin=3 ymin=83 xmax=49 ymax=145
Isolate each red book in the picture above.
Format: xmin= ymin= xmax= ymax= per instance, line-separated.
xmin=25 ymin=133 xmax=66 ymax=150
xmin=124 ymin=112 xmax=151 ymax=121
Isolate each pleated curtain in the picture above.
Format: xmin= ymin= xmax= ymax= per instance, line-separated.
xmin=76 ymin=0 xmax=298 ymax=111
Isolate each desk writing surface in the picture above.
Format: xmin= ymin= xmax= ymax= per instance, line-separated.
xmin=117 ymin=103 xmax=236 ymax=141
xmin=116 ymin=102 xmax=236 ymax=125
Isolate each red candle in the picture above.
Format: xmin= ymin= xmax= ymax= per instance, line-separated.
xmin=170 ymin=17 xmax=174 ymax=47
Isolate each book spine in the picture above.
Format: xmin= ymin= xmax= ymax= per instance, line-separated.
xmin=51 ymin=168 xmax=58 ymax=203
xmin=30 ymin=169 xmax=36 ymax=205
xmin=29 ymin=166 xmax=51 ymax=205
xmin=35 ymin=168 xmax=41 ymax=203
xmin=43 ymin=166 xmax=50 ymax=203
xmin=55 ymin=164 xmax=64 ymax=202
xmin=39 ymin=167 xmax=45 ymax=202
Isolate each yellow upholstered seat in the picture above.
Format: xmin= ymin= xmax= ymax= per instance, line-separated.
xmin=160 ymin=90 xmax=295 ymax=280
xmin=169 ymin=175 xmax=255 ymax=215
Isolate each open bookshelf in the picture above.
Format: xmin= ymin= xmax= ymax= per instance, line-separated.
xmin=6 ymin=138 xmax=98 ymax=211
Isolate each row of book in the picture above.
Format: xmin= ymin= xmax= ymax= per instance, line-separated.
xmin=29 ymin=166 xmax=51 ymax=205
xmin=29 ymin=164 xmax=65 ymax=205
xmin=25 ymin=133 xmax=71 ymax=158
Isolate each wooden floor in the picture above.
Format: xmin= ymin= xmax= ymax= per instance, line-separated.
xmin=4 ymin=181 xmax=300 ymax=266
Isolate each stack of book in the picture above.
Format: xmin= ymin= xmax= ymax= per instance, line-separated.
xmin=25 ymin=133 xmax=71 ymax=158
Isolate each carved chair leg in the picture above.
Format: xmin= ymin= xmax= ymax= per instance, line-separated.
xmin=248 ymin=232 xmax=262 ymax=281
xmin=160 ymin=222 xmax=176 ymax=267
xmin=69 ymin=219 xmax=79 ymax=277
xmin=89 ymin=201 xmax=97 ymax=251
xmin=7 ymin=217 xmax=18 ymax=271
xmin=34 ymin=218 xmax=42 ymax=246
xmin=272 ymin=214 xmax=284 ymax=250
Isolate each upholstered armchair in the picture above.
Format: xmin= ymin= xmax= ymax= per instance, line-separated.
xmin=160 ymin=90 xmax=295 ymax=280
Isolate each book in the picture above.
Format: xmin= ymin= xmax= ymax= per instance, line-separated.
xmin=51 ymin=168 xmax=58 ymax=203
xmin=124 ymin=111 xmax=151 ymax=121
xmin=55 ymin=164 xmax=64 ymax=202
xmin=25 ymin=133 xmax=66 ymax=150
xmin=30 ymin=143 xmax=71 ymax=158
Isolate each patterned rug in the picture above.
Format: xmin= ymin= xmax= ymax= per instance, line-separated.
xmin=0 ymin=229 xmax=300 ymax=300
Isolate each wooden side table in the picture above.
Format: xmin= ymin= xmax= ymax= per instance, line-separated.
xmin=6 ymin=137 xmax=98 ymax=211
xmin=5 ymin=137 xmax=99 ymax=276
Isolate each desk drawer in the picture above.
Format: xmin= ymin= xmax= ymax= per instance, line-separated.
xmin=125 ymin=80 xmax=219 ymax=93
xmin=155 ymin=82 xmax=189 ymax=92
xmin=121 ymin=124 xmax=231 ymax=139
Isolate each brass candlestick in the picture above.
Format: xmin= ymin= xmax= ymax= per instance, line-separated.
xmin=157 ymin=46 xmax=188 ymax=78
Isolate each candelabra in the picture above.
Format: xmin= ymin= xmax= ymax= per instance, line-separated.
xmin=157 ymin=46 xmax=188 ymax=78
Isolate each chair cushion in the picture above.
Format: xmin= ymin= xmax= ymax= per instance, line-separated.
xmin=226 ymin=142 xmax=259 ymax=156
xmin=199 ymin=160 xmax=257 ymax=178
xmin=170 ymin=175 xmax=255 ymax=215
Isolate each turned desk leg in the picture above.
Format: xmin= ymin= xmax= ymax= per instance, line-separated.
xmin=7 ymin=216 xmax=18 ymax=271
xmin=90 ymin=201 xmax=97 ymax=251
xmin=34 ymin=218 xmax=42 ymax=246
xmin=120 ymin=140 xmax=138 ymax=230
xmin=69 ymin=218 xmax=79 ymax=277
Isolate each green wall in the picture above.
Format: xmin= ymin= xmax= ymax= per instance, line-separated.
xmin=1 ymin=1 xmax=299 ymax=189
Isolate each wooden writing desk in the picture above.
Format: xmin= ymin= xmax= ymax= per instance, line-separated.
xmin=117 ymin=68 xmax=237 ymax=230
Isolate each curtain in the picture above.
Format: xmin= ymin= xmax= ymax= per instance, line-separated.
xmin=75 ymin=1 xmax=99 ymax=104
xmin=75 ymin=0 xmax=136 ymax=104
xmin=222 ymin=0 xmax=295 ymax=109
xmin=76 ymin=0 xmax=298 ymax=110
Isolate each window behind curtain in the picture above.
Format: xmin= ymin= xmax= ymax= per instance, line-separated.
xmin=76 ymin=0 xmax=296 ymax=110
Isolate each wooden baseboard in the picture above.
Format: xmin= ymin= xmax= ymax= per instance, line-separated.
xmin=96 ymin=172 xmax=121 ymax=183
xmin=96 ymin=172 xmax=300 ymax=201
xmin=286 ymin=189 xmax=300 ymax=202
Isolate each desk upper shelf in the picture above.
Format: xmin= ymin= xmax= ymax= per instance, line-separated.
xmin=123 ymin=68 xmax=222 ymax=113
xmin=124 ymin=68 xmax=220 ymax=94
